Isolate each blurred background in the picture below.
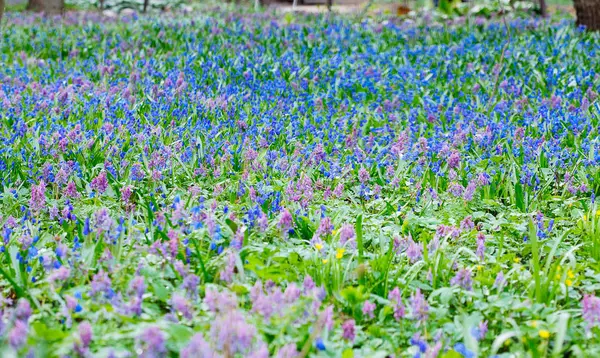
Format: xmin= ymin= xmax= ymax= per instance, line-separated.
xmin=1 ymin=0 xmax=577 ymax=17
xmin=0 ymin=0 xmax=598 ymax=33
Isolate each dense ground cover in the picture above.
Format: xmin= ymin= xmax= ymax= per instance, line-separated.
xmin=0 ymin=10 xmax=599 ymax=357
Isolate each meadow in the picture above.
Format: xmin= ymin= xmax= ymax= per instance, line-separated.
xmin=0 ymin=9 xmax=599 ymax=357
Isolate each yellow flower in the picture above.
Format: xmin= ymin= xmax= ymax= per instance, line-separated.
xmin=539 ymin=330 xmax=550 ymax=339
xmin=322 ymin=259 xmax=329 ymax=264
xmin=476 ymin=265 xmax=483 ymax=271
xmin=566 ymin=279 xmax=573 ymax=287
xmin=567 ymin=270 xmax=575 ymax=279
xmin=332 ymin=229 xmax=337 ymax=236
xmin=336 ymin=248 xmax=345 ymax=259
xmin=315 ymin=243 xmax=324 ymax=251
xmin=583 ymin=215 xmax=587 ymax=222
xmin=596 ymin=210 xmax=600 ymax=217
xmin=513 ymin=257 xmax=521 ymax=263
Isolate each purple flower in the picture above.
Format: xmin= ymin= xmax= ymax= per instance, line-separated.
xmin=339 ymin=224 xmax=355 ymax=247
xmin=283 ymin=283 xmax=301 ymax=304
xmin=204 ymin=287 xmax=237 ymax=313
xmin=333 ymin=183 xmax=344 ymax=197
xmin=463 ymin=180 xmax=477 ymax=201
xmin=317 ymin=217 xmax=334 ymax=236
xmin=29 ymin=180 xmax=46 ymax=213
xmin=90 ymin=270 xmax=112 ymax=298
xmin=182 ymin=274 xmax=199 ymax=299
xmin=388 ymin=287 xmax=406 ymax=321
xmin=9 ymin=320 xmax=28 ymax=349
xmin=48 ymin=266 xmax=71 ymax=283
xmin=362 ymin=300 xmax=376 ymax=319
xmin=94 ymin=208 xmax=114 ymax=235
xmin=342 ymin=319 xmax=355 ymax=341
xmin=278 ymin=209 xmax=293 ymax=232
xmin=181 ymin=333 xmax=216 ymax=358
xmin=406 ymin=236 xmax=423 ymax=263
xmin=170 ymin=294 xmax=193 ymax=320
xmin=91 ymin=170 xmax=108 ymax=194
xmin=358 ymin=167 xmax=370 ymax=183
xmin=410 ymin=289 xmax=429 ymax=323
xmin=130 ymin=276 xmax=146 ymax=298
xmin=276 ymin=343 xmax=299 ymax=358
xmin=210 ymin=310 xmax=256 ymax=355
xmin=120 ymin=185 xmax=134 ymax=203
xmin=15 ymin=298 xmax=31 ymax=321
xmin=448 ymin=182 xmax=465 ymax=197
xmin=494 ymin=271 xmax=505 ymax=289
xmin=476 ymin=232 xmax=486 ymax=261
xmin=451 ymin=268 xmax=473 ymax=290
xmin=582 ymin=294 xmax=600 ymax=331
xmin=136 ymin=326 xmax=166 ymax=358
xmin=231 ymin=228 xmax=244 ymax=251
xmin=471 ymin=320 xmax=488 ymax=341
xmin=303 ymin=275 xmax=315 ymax=292
xmin=321 ymin=305 xmax=334 ymax=331
xmin=447 ymin=151 xmax=461 ymax=168
xmin=220 ymin=251 xmax=236 ymax=283
xmin=460 ymin=216 xmax=474 ymax=230
xmin=78 ymin=321 xmax=93 ymax=347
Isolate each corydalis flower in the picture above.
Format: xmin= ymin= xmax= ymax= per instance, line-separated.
xmin=451 ymin=268 xmax=473 ymax=290
xmin=278 ymin=209 xmax=293 ymax=232
xmin=406 ymin=235 xmax=423 ymax=263
xmin=8 ymin=320 xmax=28 ymax=349
xmin=358 ymin=167 xmax=370 ymax=183
xmin=210 ymin=310 xmax=257 ymax=355
xmin=362 ymin=300 xmax=376 ymax=319
xmin=204 ymin=287 xmax=238 ymax=313
xmin=15 ymin=299 xmax=31 ymax=321
xmin=220 ymin=251 xmax=236 ymax=283
xmin=30 ymin=180 xmax=46 ymax=213
xmin=136 ymin=326 xmax=166 ymax=358
xmin=64 ymin=181 xmax=80 ymax=198
xmin=471 ymin=320 xmax=488 ymax=341
xmin=582 ymin=294 xmax=600 ymax=331
xmin=342 ymin=319 xmax=355 ymax=341
xmin=317 ymin=216 xmax=334 ymax=236
xmin=339 ymin=224 xmax=355 ymax=247
xmin=494 ymin=271 xmax=505 ymax=289
xmin=90 ymin=270 xmax=112 ymax=299
xmin=388 ymin=287 xmax=406 ymax=321
xmin=170 ymin=294 xmax=193 ymax=320
xmin=91 ymin=170 xmax=108 ymax=194
xmin=74 ymin=321 xmax=92 ymax=356
xmin=181 ymin=333 xmax=216 ymax=358
xmin=120 ymin=185 xmax=134 ymax=203
xmin=94 ymin=208 xmax=114 ymax=235
xmin=476 ymin=232 xmax=486 ymax=261
xmin=410 ymin=289 xmax=429 ymax=323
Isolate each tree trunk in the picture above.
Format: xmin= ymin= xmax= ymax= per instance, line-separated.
xmin=539 ymin=0 xmax=547 ymax=17
xmin=0 ymin=0 xmax=4 ymax=24
xmin=27 ymin=0 xmax=64 ymax=14
xmin=573 ymin=0 xmax=600 ymax=31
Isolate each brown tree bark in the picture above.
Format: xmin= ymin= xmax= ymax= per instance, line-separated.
xmin=539 ymin=0 xmax=547 ymax=17
xmin=0 ymin=0 xmax=4 ymax=24
xmin=27 ymin=0 xmax=64 ymax=14
xmin=573 ymin=0 xmax=600 ymax=31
